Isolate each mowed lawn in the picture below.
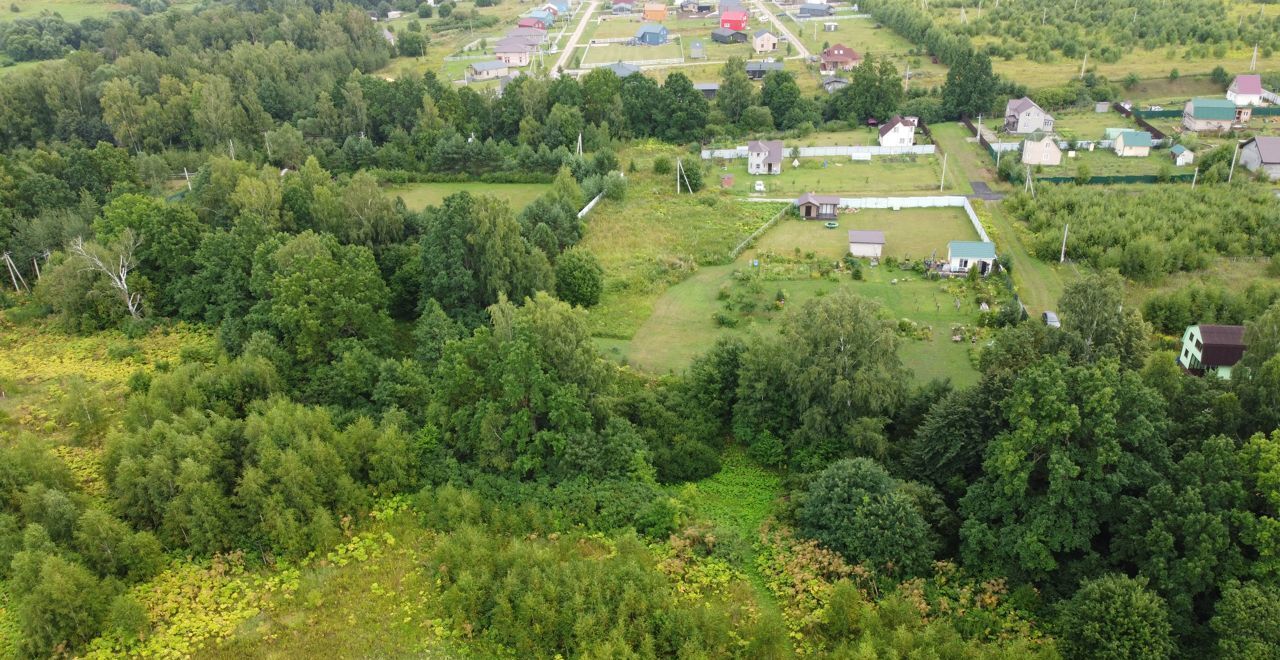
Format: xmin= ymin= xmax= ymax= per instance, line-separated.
xmin=382 ymin=182 xmax=550 ymax=211
xmin=3 ymin=0 xmax=133 ymax=21
xmin=612 ymin=210 xmax=985 ymax=385
xmin=716 ymin=156 xmax=971 ymax=196
xmin=1033 ymin=147 xmax=1172 ymax=177
xmin=1052 ymin=109 xmax=1139 ymax=142
xmin=582 ymin=41 xmax=684 ymax=65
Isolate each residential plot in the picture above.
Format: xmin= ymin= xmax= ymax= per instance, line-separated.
xmin=1052 ymin=109 xmax=1139 ymax=142
xmin=713 ymin=155 xmax=970 ymax=196
xmin=793 ymin=16 xmax=949 ymax=87
xmin=582 ymin=41 xmax=684 ymax=66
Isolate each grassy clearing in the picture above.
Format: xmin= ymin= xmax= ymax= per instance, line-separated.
xmin=582 ymin=40 xmax=684 ymax=65
xmin=1123 ymin=256 xmax=1273 ymax=311
xmin=614 ymin=211 xmax=985 ymax=384
xmin=2 ymin=0 xmax=130 ymax=22
xmin=793 ymin=16 xmax=949 ymax=87
xmin=676 ymin=449 xmax=782 ymax=542
xmin=979 ymin=200 xmax=1074 ymax=314
xmin=381 ymin=181 xmax=550 ymax=211
xmin=1052 ymin=109 xmax=1139 ymax=141
xmin=714 ymin=155 xmax=970 ymax=197
xmin=1033 ymin=146 xmax=1171 ymax=177
xmin=931 ymin=121 xmax=1005 ymax=187
xmin=756 ymin=207 xmax=979 ymax=262
xmin=988 ymin=45 xmax=1278 ymax=88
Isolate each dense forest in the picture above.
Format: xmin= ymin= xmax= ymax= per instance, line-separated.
xmin=1 ymin=0 xmax=1280 ymax=657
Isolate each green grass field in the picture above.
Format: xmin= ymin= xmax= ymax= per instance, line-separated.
xmin=609 ymin=210 xmax=985 ymax=384
xmin=1033 ymin=146 xmax=1172 ymax=177
xmin=1052 ymin=109 xmax=1139 ymax=142
xmin=793 ymin=16 xmax=949 ymax=87
xmin=987 ymin=46 xmax=1279 ymax=89
xmin=382 ymin=182 xmax=550 ymax=211
xmin=582 ymin=40 xmax=684 ymax=65
xmin=2 ymin=0 xmax=131 ymax=22
xmin=715 ymin=155 xmax=970 ymax=197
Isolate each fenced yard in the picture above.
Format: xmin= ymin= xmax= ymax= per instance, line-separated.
xmin=582 ymin=41 xmax=684 ymax=66
xmin=1052 ymin=109 xmax=1138 ymax=142
xmin=714 ymin=156 xmax=969 ymax=196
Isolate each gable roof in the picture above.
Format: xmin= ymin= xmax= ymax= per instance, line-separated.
xmin=1246 ymin=136 xmax=1280 ymax=164
xmin=748 ymin=139 xmax=784 ymax=164
xmin=1188 ymin=97 xmax=1236 ymax=120
xmin=755 ymin=29 xmax=774 ymax=38
xmin=605 ymin=61 xmax=641 ymax=77
xmin=1196 ymin=324 xmax=1247 ymax=366
xmin=795 ymin=192 xmax=840 ymax=206
xmin=1004 ymin=96 xmax=1041 ymax=116
xmin=821 ymin=44 xmax=860 ymax=62
xmin=470 ymin=60 xmax=509 ymax=72
xmin=1230 ymin=74 xmax=1263 ymax=95
xmin=878 ymin=115 xmax=918 ymax=137
xmin=722 ymin=9 xmax=748 ymax=20
xmin=694 ymin=82 xmax=719 ymax=92
xmin=847 ymin=230 xmax=886 ymax=245
xmin=745 ymin=60 xmax=784 ymax=72
xmin=1117 ymin=130 xmax=1153 ymax=147
xmin=636 ymin=23 xmax=666 ymax=36
xmin=508 ymin=27 xmax=548 ymax=39
xmin=711 ymin=27 xmax=742 ymax=38
xmin=494 ymin=37 xmax=537 ymax=53
xmin=948 ymin=241 xmax=996 ymax=260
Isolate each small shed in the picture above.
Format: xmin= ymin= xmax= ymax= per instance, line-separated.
xmin=711 ymin=27 xmax=746 ymax=44
xmin=1113 ymin=130 xmax=1153 ymax=158
xmin=947 ymin=241 xmax=996 ymax=275
xmin=796 ymin=192 xmax=840 ymax=220
xmin=823 ymin=21 xmax=838 ymax=32
xmin=694 ymin=82 xmax=719 ymax=99
xmin=689 ymin=40 xmax=705 ymax=59
xmin=847 ymin=230 xmax=886 ymax=258
xmin=1170 ymin=144 xmax=1194 ymax=167
xmin=1094 ymin=101 xmax=1111 ymax=113
xmin=635 ymin=23 xmax=669 ymax=45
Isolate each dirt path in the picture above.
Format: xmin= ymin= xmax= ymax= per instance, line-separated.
xmin=552 ymin=1 xmax=598 ymax=76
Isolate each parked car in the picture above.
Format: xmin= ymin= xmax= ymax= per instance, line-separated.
xmin=1042 ymin=311 xmax=1061 ymax=328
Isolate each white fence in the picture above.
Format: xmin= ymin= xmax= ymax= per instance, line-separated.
xmin=743 ymin=195 xmax=991 ymax=244
xmin=578 ymin=192 xmax=605 ymax=219
xmin=702 ymin=145 xmax=936 ymax=159
xmin=1263 ymin=90 xmax=1280 ymax=105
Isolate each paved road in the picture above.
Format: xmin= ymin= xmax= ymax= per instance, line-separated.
xmin=552 ymin=1 xmax=598 ymax=76
xmin=969 ymin=181 xmax=1005 ymax=201
xmin=752 ymin=0 xmax=810 ymax=59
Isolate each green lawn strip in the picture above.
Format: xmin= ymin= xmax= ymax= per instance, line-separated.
xmin=2 ymin=0 xmax=131 ymax=22
xmin=930 ymin=121 xmax=1005 ymax=188
xmin=716 ymin=155 xmax=966 ymax=197
xmin=978 ymin=199 xmax=1072 ymax=314
xmin=1052 ymin=109 xmax=1139 ymax=142
xmin=382 ymin=182 xmax=551 ymax=212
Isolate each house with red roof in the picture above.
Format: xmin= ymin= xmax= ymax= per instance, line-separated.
xmin=516 ymin=17 xmax=548 ymax=29
xmin=820 ymin=44 xmax=861 ymax=72
xmin=1227 ymin=74 xmax=1264 ymax=106
xmin=720 ymin=9 xmax=749 ymax=31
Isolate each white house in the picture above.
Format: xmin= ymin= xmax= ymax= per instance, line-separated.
xmin=1021 ymin=135 xmax=1062 ymax=166
xmin=877 ymin=115 xmax=917 ymax=147
xmin=1004 ymin=97 xmax=1054 ymax=134
xmin=747 ymin=139 xmax=784 ymax=175
xmin=1113 ymin=130 xmax=1153 ymax=158
xmin=947 ymin=241 xmax=996 ymax=275
xmin=752 ymin=30 xmax=778 ymax=54
xmin=1170 ymin=144 xmax=1194 ymax=167
xmin=1227 ymin=74 xmax=1264 ymax=107
xmin=1177 ymin=324 xmax=1246 ymax=379
xmin=1240 ymin=136 xmax=1280 ymax=181
xmin=847 ymin=230 xmax=885 ymax=258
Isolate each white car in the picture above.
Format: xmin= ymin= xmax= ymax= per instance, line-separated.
xmin=753 ymin=180 xmax=765 ymax=192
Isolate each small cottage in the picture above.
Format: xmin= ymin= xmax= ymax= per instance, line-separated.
xmin=1170 ymin=144 xmax=1194 ymax=167
xmin=1227 ymin=74 xmax=1264 ymax=107
xmin=635 ymin=23 xmax=669 ymax=45
xmin=748 ymin=139 xmax=784 ymax=175
xmin=1177 ymin=324 xmax=1246 ymax=379
xmin=642 ymin=2 xmax=667 ymax=21
xmin=689 ymin=40 xmax=705 ymax=59
xmin=753 ymin=30 xmax=778 ymax=54
xmin=711 ymin=27 xmax=746 ymax=44
xmin=604 ymin=61 xmax=641 ymax=77
xmin=1182 ymin=98 xmax=1237 ymax=133
xmin=1004 ymin=97 xmax=1054 ymax=134
xmin=1240 ymin=136 xmax=1280 ymax=181
xmin=694 ymin=82 xmax=719 ymax=99
xmin=795 ymin=192 xmax=840 ymax=220
xmin=517 ymin=16 xmax=549 ymax=28
xmin=468 ymin=60 xmax=511 ymax=82
xmin=720 ymin=9 xmax=749 ymax=31
xmin=745 ymin=60 xmax=784 ymax=80
xmin=847 ymin=230 xmax=885 ymax=258
xmin=1021 ymin=135 xmax=1062 ymax=166
xmin=798 ymin=2 xmax=832 ymax=17
xmin=877 ymin=115 xmax=918 ymax=147
xmin=1113 ymin=130 xmax=1153 ymax=158
xmin=947 ymin=241 xmax=996 ymax=275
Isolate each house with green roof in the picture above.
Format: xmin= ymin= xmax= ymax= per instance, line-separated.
xmin=1113 ymin=130 xmax=1153 ymax=157
xmin=947 ymin=241 xmax=997 ymax=275
xmin=1182 ymin=97 xmax=1237 ymax=133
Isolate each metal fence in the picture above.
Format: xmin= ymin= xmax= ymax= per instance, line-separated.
xmin=1034 ymin=173 xmax=1197 ymax=185
xmin=742 ymin=195 xmax=991 ymax=243
xmin=701 ymin=144 xmax=936 ymax=159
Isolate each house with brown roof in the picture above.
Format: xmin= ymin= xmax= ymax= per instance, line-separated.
xmin=878 ymin=115 xmax=918 ymax=147
xmin=1240 ymin=136 xmax=1280 ymax=181
xmin=748 ymin=139 xmax=784 ymax=174
xmin=820 ymin=44 xmax=861 ymax=72
xmin=643 ymin=2 xmax=667 ymax=20
xmin=1177 ymin=324 xmax=1246 ymax=379
xmin=795 ymin=192 xmax=840 ymax=220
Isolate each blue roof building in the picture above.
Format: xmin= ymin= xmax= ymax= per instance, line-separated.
xmin=635 ymin=23 xmax=669 ymax=45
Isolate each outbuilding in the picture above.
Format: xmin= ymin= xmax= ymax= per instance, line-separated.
xmin=947 ymin=241 xmax=996 ymax=275
xmin=1170 ymin=144 xmax=1194 ymax=166
xmin=795 ymin=192 xmax=840 ymax=220
xmin=847 ymin=230 xmax=885 ymax=258
xmin=1113 ymin=130 xmax=1152 ymax=158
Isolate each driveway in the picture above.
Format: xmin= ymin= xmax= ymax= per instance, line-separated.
xmin=969 ymin=181 xmax=1005 ymax=201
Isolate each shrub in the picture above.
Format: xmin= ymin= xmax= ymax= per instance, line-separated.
xmin=1058 ymin=574 xmax=1175 ymax=660
xmin=653 ymin=156 xmax=673 ymax=175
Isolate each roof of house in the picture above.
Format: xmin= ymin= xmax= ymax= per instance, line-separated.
xmin=1024 ymin=134 xmax=1060 ymax=148
xmin=748 ymin=139 xmax=784 ymax=164
xmin=694 ymin=82 xmax=719 ymax=92
xmin=711 ymin=27 xmax=742 ymax=37
xmin=1247 ymin=136 xmax=1280 ymax=164
xmin=878 ymin=115 xmax=918 ymax=137
xmin=722 ymin=9 xmax=748 ymax=20
xmin=516 ymin=17 xmax=547 ymax=27
xmin=1171 ymin=144 xmax=1188 ymax=155
xmin=637 ymin=23 xmax=666 ymax=35
xmin=1231 ymin=74 xmax=1263 ymax=95
xmin=1117 ymin=130 xmax=1153 ymax=147
xmin=847 ymin=230 xmax=886 ymax=245
xmin=795 ymin=192 xmax=840 ymax=206
xmin=949 ymin=241 xmax=996 ymax=259
xmin=605 ymin=61 xmax=641 ymax=77
xmin=821 ymin=44 xmax=861 ymax=62
xmin=1005 ymin=96 xmax=1042 ymax=116
xmin=745 ymin=60 xmax=784 ymax=71
xmin=508 ymin=27 xmax=548 ymax=38
xmin=527 ymin=9 xmax=553 ymax=20
xmin=643 ymin=2 xmax=665 ymax=9
xmin=494 ymin=37 xmax=536 ymax=53
xmin=613 ymin=0 xmax=634 ymax=4
xmin=1196 ymin=324 xmax=1247 ymax=366
xmin=800 ymin=2 xmax=830 ymax=10
xmin=821 ymin=75 xmax=848 ymax=86
xmin=755 ymin=29 xmax=774 ymax=38
xmin=1188 ymin=97 xmax=1237 ymax=120
xmin=470 ymin=60 xmax=510 ymax=72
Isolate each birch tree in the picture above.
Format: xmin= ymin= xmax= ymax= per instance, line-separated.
xmin=68 ymin=231 xmax=143 ymax=319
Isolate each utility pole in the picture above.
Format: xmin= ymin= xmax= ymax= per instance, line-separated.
xmin=939 ymin=152 xmax=947 ymax=191
xmin=1059 ymin=223 xmax=1069 ymax=262
xmin=1080 ymin=51 xmax=1088 ymax=80
xmin=228 ymin=139 xmax=235 ymax=160
xmin=1228 ymin=140 xmax=1241 ymax=183
xmin=264 ymin=131 xmax=272 ymax=161
xmin=1191 ymin=167 xmax=1199 ymax=189
xmin=1251 ymin=43 xmax=1258 ymax=72
xmin=183 ymin=167 xmax=192 ymax=191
